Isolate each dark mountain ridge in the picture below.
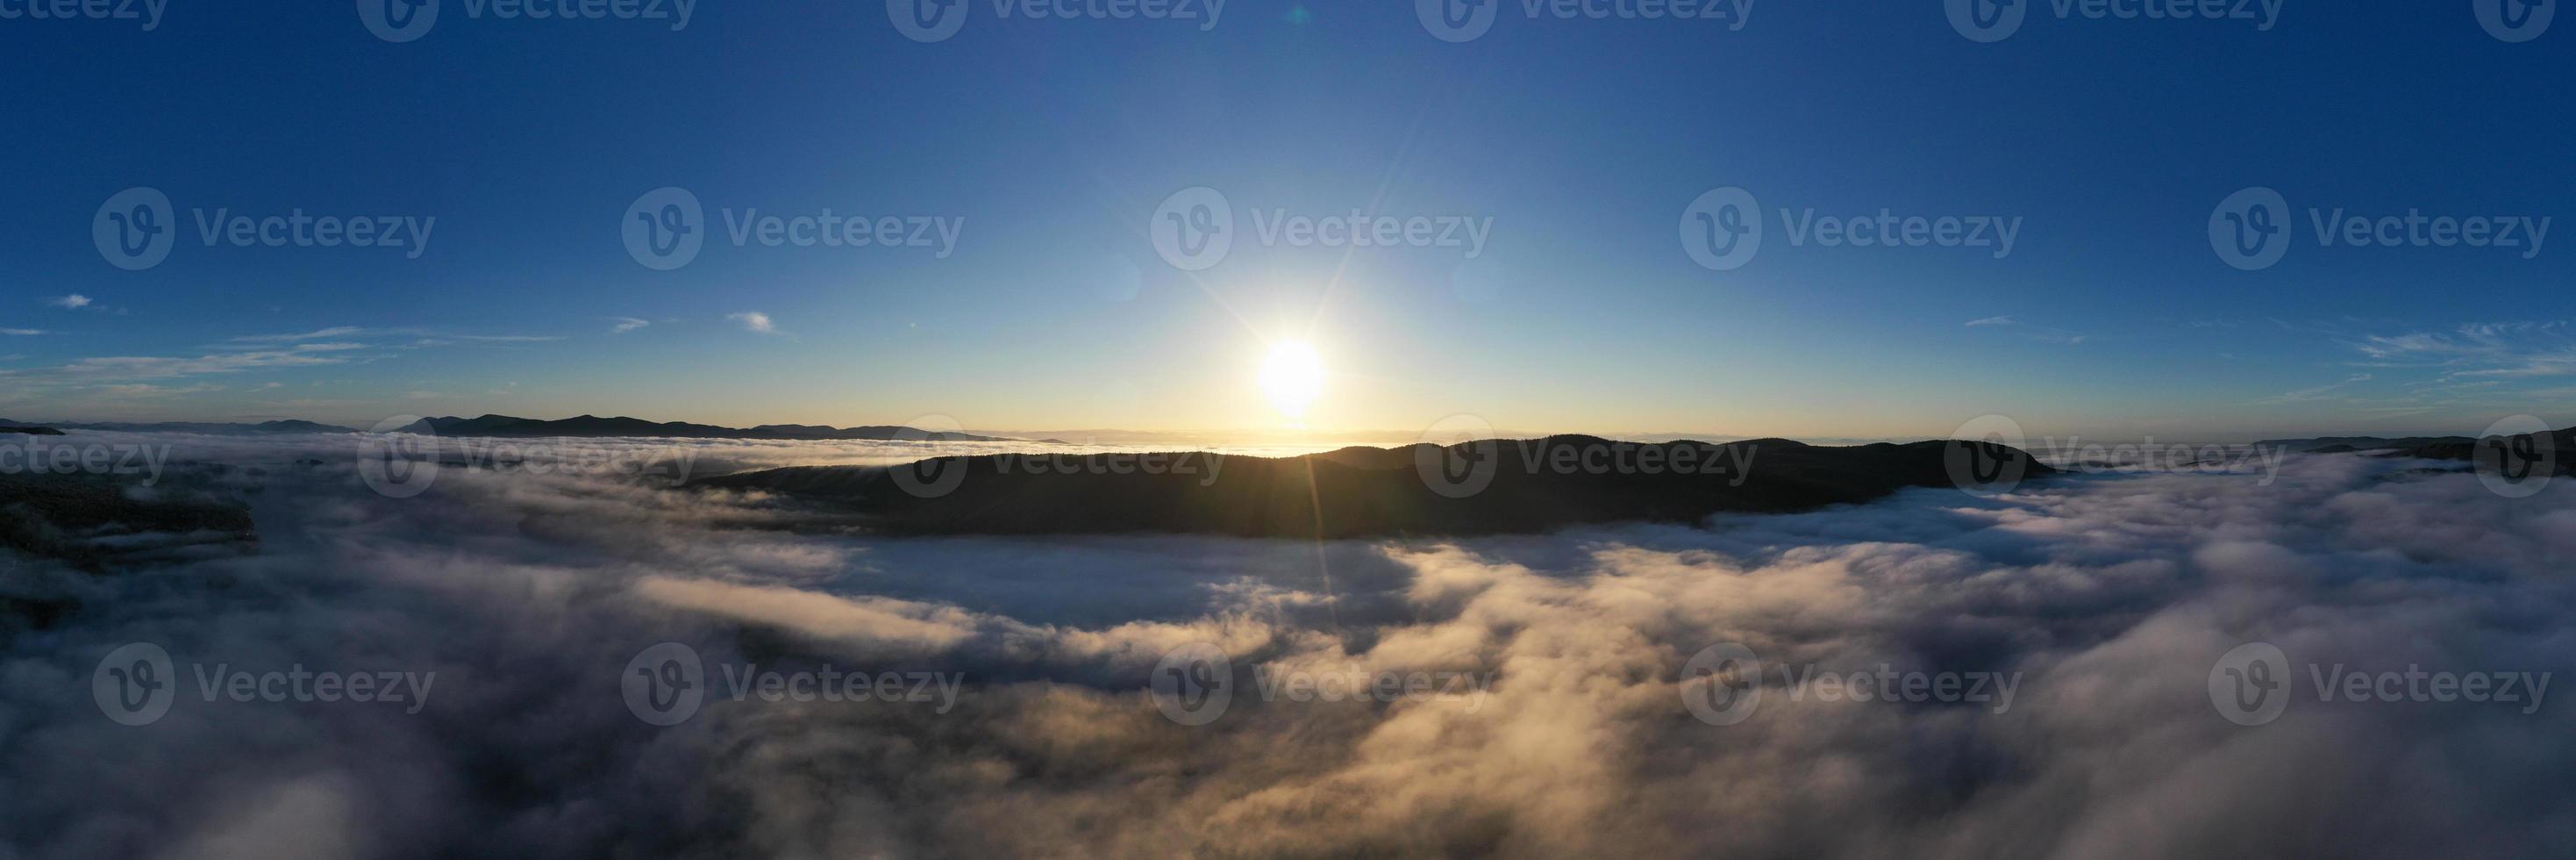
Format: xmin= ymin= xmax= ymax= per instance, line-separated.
xmin=395 ymin=414 xmax=1010 ymax=441
xmin=2269 ymin=428 xmax=2576 ymax=475
xmin=0 ymin=419 xmax=349 ymax=434
xmin=691 ymin=436 xmax=2053 ymax=539
xmin=2256 ymin=434 xmax=2477 ymax=452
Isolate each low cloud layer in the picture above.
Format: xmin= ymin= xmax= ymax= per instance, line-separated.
xmin=3 ymin=434 xmax=2571 ymax=858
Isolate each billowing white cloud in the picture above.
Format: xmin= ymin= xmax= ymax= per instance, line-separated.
xmin=728 ymin=312 xmax=777 ymax=334
xmin=1 ymin=436 xmax=2567 ymax=857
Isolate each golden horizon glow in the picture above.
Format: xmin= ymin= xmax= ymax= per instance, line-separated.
xmin=1259 ymin=340 xmax=1325 ymax=423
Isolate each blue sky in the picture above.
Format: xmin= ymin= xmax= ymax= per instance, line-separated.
xmin=2 ymin=0 xmax=2569 ymax=441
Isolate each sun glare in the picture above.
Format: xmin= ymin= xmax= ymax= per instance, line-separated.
xmin=1259 ymin=340 xmax=1325 ymax=421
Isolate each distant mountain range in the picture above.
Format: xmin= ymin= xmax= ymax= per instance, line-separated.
xmin=693 ymin=436 xmax=2055 ymax=539
xmin=0 ymin=414 xmax=1010 ymax=441
xmin=2255 ymin=434 xmax=2478 ymax=452
xmin=2265 ymin=430 xmax=2576 ymax=474
xmin=0 ymin=419 xmax=351 ymax=434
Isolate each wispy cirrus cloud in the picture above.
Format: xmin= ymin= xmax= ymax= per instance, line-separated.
xmin=1966 ymin=316 xmax=2087 ymax=344
xmin=2321 ymin=322 xmax=2576 ymax=414
xmin=37 ymin=350 xmax=356 ymax=381
xmin=610 ymin=317 xmax=651 ymax=334
xmin=228 ymin=326 xmax=373 ymax=343
xmin=2262 ymin=373 xmax=2374 ymax=405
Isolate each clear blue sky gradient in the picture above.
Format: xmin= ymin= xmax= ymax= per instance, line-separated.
xmin=3 ymin=1 xmax=2570 ymax=441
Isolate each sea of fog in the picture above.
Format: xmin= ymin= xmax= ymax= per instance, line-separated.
xmin=2 ymin=431 xmax=2570 ymax=858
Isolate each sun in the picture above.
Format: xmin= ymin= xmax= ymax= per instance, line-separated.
xmin=1259 ymin=340 xmax=1325 ymax=421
